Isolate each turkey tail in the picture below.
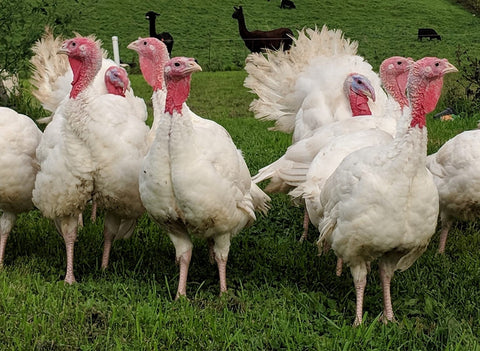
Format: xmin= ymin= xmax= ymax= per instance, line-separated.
xmin=317 ymin=215 xmax=336 ymax=256
xmin=244 ymin=25 xmax=358 ymax=133
xmin=250 ymin=183 xmax=271 ymax=216
xmin=252 ymin=163 xmax=279 ymax=184
xmin=396 ymin=244 xmax=429 ymax=272
xmin=115 ymin=219 xmax=137 ymax=240
xmin=252 ymin=157 xmax=310 ymax=193
xmin=30 ymin=27 xmax=71 ymax=113
xmin=288 ymin=178 xmax=320 ymax=207
xmin=288 ymin=183 xmax=307 ymax=201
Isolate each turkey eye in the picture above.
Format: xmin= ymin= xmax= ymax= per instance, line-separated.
xmin=71 ymin=42 xmax=76 ymax=47
xmin=357 ymin=80 xmax=363 ymax=85
xmin=397 ymin=61 xmax=402 ymax=65
xmin=435 ymin=62 xmax=439 ymax=67
xmin=143 ymin=41 xmax=147 ymax=45
xmin=174 ymin=62 xmax=180 ymax=67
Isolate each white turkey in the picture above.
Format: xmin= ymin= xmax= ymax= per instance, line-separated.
xmin=316 ymin=57 xmax=457 ymax=325
xmin=33 ymin=36 xmax=149 ymax=284
xmin=426 ymin=130 xmax=480 ymax=253
xmin=244 ymin=25 xmax=389 ymax=142
xmin=138 ymin=56 xmax=270 ymax=298
xmin=0 ymin=107 xmax=42 ymax=266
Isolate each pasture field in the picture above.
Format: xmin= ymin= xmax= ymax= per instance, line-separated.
xmin=1 ymin=0 xmax=480 ymax=73
xmin=1 ymin=0 xmax=480 ymax=349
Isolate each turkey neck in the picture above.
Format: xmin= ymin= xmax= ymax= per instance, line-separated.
xmin=68 ymin=55 xmax=101 ymax=99
xmin=165 ymin=76 xmax=191 ymax=115
xmin=139 ymin=55 xmax=165 ymax=91
xmin=388 ymin=73 xmax=441 ymax=176
xmin=382 ymin=71 xmax=409 ymax=110
xmin=408 ymin=74 xmax=444 ymax=129
xmin=66 ymin=49 xmax=102 ymax=144
xmin=349 ymin=91 xmax=371 ymax=116
xmin=147 ymin=89 xmax=167 ymax=146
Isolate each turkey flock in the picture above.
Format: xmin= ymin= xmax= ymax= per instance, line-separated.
xmin=2 ymin=22 xmax=476 ymax=326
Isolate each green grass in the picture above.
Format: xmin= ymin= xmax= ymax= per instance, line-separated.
xmin=2 ymin=0 xmax=480 ymax=72
xmin=1 ymin=70 xmax=480 ymax=349
xmin=1 ymin=0 xmax=480 ymax=349
xmin=69 ymin=0 xmax=480 ymax=71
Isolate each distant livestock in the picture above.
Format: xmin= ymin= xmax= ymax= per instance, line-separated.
xmin=232 ymin=6 xmax=293 ymax=53
xmin=280 ymin=0 xmax=296 ymax=9
xmin=145 ymin=11 xmax=174 ymax=55
xmin=418 ymin=28 xmax=441 ymax=41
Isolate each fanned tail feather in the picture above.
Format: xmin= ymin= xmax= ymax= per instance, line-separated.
xmin=30 ymin=27 xmax=71 ymax=113
xmin=244 ymin=25 xmax=359 ymax=133
xmin=252 ymin=156 xmax=310 ymax=193
xmin=250 ymin=183 xmax=271 ymax=216
xmin=116 ymin=219 xmax=137 ymax=240
xmin=317 ymin=215 xmax=336 ymax=255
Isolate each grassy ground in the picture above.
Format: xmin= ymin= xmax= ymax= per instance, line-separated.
xmin=1 ymin=70 xmax=480 ymax=349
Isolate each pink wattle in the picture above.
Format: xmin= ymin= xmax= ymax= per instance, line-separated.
xmin=68 ymin=57 xmax=84 ymax=98
xmin=165 ymin=76 xmax=192 ymax=115
xmin=424 ymin=77 xmax=444 ymax=114
xmin=349 ymin=91 xmax=372 ymax=116
xmin=394 ymin=72 xmax=410 ymax=109
xmin=139 ymin=56 xmax=163 ymax=91
xmin=106 ymin=84 xmax=125 ymax=97
xmin=409 ymin=93 xmax=427 ymax=128
xmin=409 ymin=76 xmax=444 ymax=128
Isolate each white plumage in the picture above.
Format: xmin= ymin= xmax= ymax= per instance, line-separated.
xmin=315 ymin=57 xmax=457 ymax=325
xmin=139 ymin=56 xmax=270 ymax=298
xmin=33 ymin=36 xmax=149 ymax=283
xmin=293 ymin=128 xmax=393 ymax=231
xmin=253 ymin=115 xmax=397 ymax=193
xmin=426 ymin=130 xmax=480 ymax=253
xmin=244 ymin=26 xmax=389 ymax=142
xmin=0 ymin=107 xmax=42 ymax=266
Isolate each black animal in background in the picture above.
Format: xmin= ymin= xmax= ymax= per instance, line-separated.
xmin=232 ymin=6 xmax=293 ymax=53
xmin=145 ymin=11 xmax=174 ymax=55
xmin=280 ymin=0 xmax=296 ymax=9
xmin=418 ymin=28 xmax=441 ymax=41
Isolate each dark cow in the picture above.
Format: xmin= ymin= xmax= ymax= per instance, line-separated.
xmin=418 ymin=28 xmax=441 ymax=41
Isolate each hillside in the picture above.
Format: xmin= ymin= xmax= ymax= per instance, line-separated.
xmin=75 ymin=0 xmax=480 ymax=70
xmin=1 ymin=0 xmax=480 ymax=73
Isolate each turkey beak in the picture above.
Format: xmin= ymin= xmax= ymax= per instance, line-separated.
xmin=185 ymin=60 xmax=202 ymax=74
xmin=127 ymin=41 xmax=138 ymax=51
xmin=442 ymin=62 xmax=458 ymax=75
xmin=363 ymin=80 xmax=376 ymax=102
xmin=57 ymin=44 xmax=69 ymax=55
